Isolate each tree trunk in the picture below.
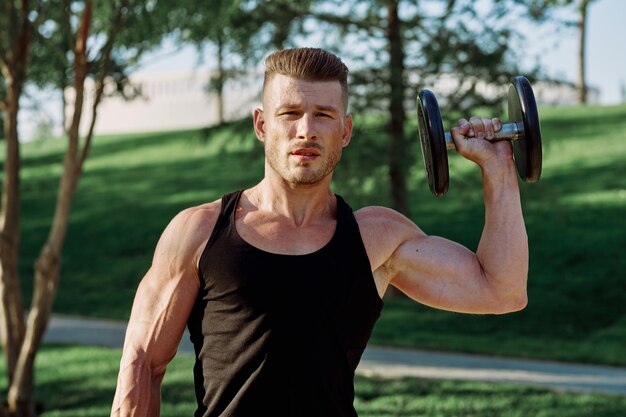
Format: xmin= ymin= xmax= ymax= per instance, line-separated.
xmin=7 ymin=130 xmax=80 ymax=413
xmin=386 ymin=0 xmax=409 ymax=216
xmin=0 ymin=74 xmax=26 ymax=391
xmin=215 ymin=34 xmax=225 ymax=126
xmin=7 ymin=186 xmax=71 ymax=417
xmin=577 ymin=0 xmax=589 ymax=104
xmin=61 ymin=81 xmax=68 ymax=135
xmin=0 ymin=0 xmax=32 ymax=393
xmin=5 ymin=3 xmax=92 ymax=414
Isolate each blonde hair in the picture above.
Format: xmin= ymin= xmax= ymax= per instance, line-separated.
xmin=263 ymin=48 xmax=349 ymax=111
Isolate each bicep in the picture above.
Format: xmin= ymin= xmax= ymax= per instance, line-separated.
xmin=389 ymin=235 xmax=495 ymax=314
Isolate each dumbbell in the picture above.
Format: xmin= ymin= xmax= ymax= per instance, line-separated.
xmin=416 ymin=76 xmax=542 ymax=197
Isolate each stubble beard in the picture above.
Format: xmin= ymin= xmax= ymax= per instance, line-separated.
xmin=264 ymin=141 xmax=342 ymax=185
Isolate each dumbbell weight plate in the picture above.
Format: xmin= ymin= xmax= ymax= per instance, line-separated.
xmin=417 ymin=89 xmax=448 ymax=196
xmin=509 ymin=76 xmax=542 ymax=183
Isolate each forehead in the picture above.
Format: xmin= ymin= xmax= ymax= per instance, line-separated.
xmin=264 ymin=74 xmax=343 ymax=109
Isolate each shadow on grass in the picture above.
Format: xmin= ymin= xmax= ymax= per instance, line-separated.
xmin=20 ymin=141 xmax=265 ymax=318
xmin=539 ymin=106 xmax=626 ymax=144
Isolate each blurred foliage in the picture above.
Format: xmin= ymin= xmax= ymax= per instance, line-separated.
xmin=520 ymin=0 xmax=595 ymax=24
xmin=515 ymin=0 xmax=596 ymax=103
xmin=293 ymin=0 xmax=542 ymax=213
xmin=294 ymin=0 xmax=534 ymax=118
xmin=161 ymin=0 xmax=315 ymax=123
xmin=23 ymin=0 xmax=182 ymax=129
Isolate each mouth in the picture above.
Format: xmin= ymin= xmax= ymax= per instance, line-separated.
xmin=290 ymin=148 xmax=321 ymax=161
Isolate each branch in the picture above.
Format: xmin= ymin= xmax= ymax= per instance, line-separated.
xmin=19 ymin=0 xmax=28 ymax=20
xmin=77 ymin=75 xmax=104 ymax=171
xmin=75 ymin=0 xmax=92 ymax=59
xmin=6 ymin=0 xmax=18 ymax=54
xmin=30 ymin=0 xmax=51 ymax=30
xmin=311 ymin=11 xmax=383 ymax=32
xmin=0 ymin=20 xmax=6 ymax=59
xmin=62 ymin=0 xmax=75 ymax=51
xmin=0 ymin=55 xmax=7 ymax=74
xmin=442 ymin=0 xmax=457 ymax=19
xmin=258 ymin=0 xmax=377 ymax=31
xmin=92 ymin=0 xmax=128 ymax=67
xmin=14 ymin=0 xmax=33 ymax=75
xmin=66 ymin=0 xmax=92 ymax=161
xmin=77 ymin=0 xmax=129 ymax=171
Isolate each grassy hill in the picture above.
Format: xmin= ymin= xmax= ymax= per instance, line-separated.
xmin=16 ymin=103 xmax=626 ymax=365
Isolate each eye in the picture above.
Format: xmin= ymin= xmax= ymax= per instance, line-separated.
xmin=316 ymin=112 xmax=333 ymax=118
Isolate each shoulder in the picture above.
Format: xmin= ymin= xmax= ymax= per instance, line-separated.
xmin=167 ymin=199 xmax=222 ymax=238
xmin=354 ymin=206 xmax=427 ymax=271
xmin=354 ymin=205 xmax=422 ymax=231
xmin=153 ymin=198 xmax=223 ymax=270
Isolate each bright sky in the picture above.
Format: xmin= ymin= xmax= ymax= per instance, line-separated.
xmin=518 ymin=0 xmax=626 ymax=104
xmin=138 ymin=0 xmax=626 ymax=105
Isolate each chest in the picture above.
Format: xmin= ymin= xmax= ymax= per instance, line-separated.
xmin=235 ymin=213 xmax=336 ymax=256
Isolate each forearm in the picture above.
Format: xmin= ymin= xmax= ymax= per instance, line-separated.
xmin=476 ymin=159 xmax=528 ymax=306
xmin=111 ymin=355 xmax=165 ymax=416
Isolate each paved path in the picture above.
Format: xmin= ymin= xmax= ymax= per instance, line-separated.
xmin=44 ymin=315 xmax=626 ymax=396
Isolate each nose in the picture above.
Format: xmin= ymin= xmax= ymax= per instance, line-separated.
xmin=295 ymin=113 xmax=317 ymax=141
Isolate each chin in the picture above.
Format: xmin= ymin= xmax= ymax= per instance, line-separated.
xmin=287 ymin=176 xmax=324 ymax=186
xmin=283 ymin=170 xmax=329 ymax=185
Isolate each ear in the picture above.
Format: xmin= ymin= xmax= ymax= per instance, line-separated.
xmin=253 ymin=108 xmax=265 ymax=142
xmin=342 ymin=114 xmax=353 ymax=148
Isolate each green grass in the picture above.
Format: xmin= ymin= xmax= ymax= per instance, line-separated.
xmin=1 ymin=345 xmax=624 ymax=417
xmin=15 ymin=104 xmax=626 ymax=365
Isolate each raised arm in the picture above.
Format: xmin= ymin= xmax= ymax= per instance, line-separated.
xmin=111 ymin=204 xmax=218 ymax=416
xmin=359 ymin=117 xmax=528 ymax=314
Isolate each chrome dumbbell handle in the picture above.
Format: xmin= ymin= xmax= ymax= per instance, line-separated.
xmin=443 ymin=122 xmax=525 ymax=150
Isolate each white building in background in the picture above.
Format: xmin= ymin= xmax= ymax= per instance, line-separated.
xmin=78 ymin=71 xmax=595 ymax=137
xmin=421 ymin=73 xmax=600 ymax=107
xmin=20 ymin=70 xmax=597 ymax=141
xmin=67 ymin=70 xmax=263 ymax=137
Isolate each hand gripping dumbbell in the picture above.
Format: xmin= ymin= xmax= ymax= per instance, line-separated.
xmin=416 ymin=76 xmax=543 ymax=197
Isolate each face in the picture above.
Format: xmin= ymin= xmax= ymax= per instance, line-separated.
xmin=254 ymin=74 xmax=353 ymax=186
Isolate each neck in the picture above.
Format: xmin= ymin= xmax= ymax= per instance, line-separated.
xmin=245 ymin=177 xmax=337 ymax=227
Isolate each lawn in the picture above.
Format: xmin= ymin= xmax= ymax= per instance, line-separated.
xmin=1 ymin=345 xmax=623 ymax=417
xmin=16 ymin=103 xmax=626 ymax=365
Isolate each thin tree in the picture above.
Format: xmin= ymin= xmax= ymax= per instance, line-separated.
xmin=576 ymin=0 xmax=590 ymax=103
xmin=0 ymin=0 xmax=169 ymax=414
xmin=171 ymin=0 xmax=310 ymax=126
xmin=524 ymin=0 xmax=597 ymax=103
xmin=0 ymin=4 xmax=37 ymax=409
xmin=306 ymin=0 xmax=525 ymax=214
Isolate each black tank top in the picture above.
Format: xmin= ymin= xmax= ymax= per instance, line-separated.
xmin=187 ymin=190 xmax=383 ymax=417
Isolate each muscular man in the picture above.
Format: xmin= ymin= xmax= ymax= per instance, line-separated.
xmin=111 ymin=48 xmax=528 ymax=416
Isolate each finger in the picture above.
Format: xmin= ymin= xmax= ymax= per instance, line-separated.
xmin=469 ymin=116 xmax=484 ymax=139
xmin=459 ymin=118 xmax=475 ymax=137
xmin=456 ymin=119 xmax=472 ymax=135
xmin=481 ymin=117 xmax=494 ymax=140
xmin=491 ymin=118 xmax=502 ymax=132
xmin=450 ymin=119 xmax=473 ymax=139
